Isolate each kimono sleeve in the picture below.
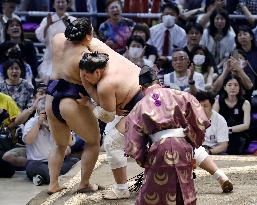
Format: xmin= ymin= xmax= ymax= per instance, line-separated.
xmin=184 ymin=93 xmax=210 ymax=148
xmin=124 ymin=106 xmax=148 ymax=168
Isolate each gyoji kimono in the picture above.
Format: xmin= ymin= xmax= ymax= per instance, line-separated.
xmin=125 ymin=85 xmax=210 ymax=205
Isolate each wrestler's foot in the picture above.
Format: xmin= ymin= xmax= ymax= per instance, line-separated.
xmin=102 ymin=186 xmax=130 ymax=200
xmin=47 ymin=186 xmax=67 ymax=195
xmin=220 ymin=179 xmax=233 ymax=193
xmin=75 ymin=183 xmax=104 ymax=194
xmin=214 ymin=169 xmax=233 ymax=193
xmin=217 ymin=176 xmax=233 ymax=193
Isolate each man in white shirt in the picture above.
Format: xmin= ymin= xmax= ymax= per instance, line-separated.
xmin=163 ymin=49 xmax=205 ymax=95
xmin=196 ymin=90 xmax=229 ymax=154
xmin=23 ymin=97 xmax=78 ymax=186
xmin=147 ymin=2 xmax=187 ymax=80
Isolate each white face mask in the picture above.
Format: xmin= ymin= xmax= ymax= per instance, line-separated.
xmin=162 ymin=15 xmax=176 ymax=28
xmin=129 ymin=47 xmax=143 ymax=59
xmin=239 ymin=59 xmax=246 ymax=68
xmin=193 ymin=54 xmax=206 ymax=66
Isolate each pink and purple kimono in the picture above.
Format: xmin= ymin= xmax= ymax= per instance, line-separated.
xmin=125 ymin=85 xmax=210 ymax=205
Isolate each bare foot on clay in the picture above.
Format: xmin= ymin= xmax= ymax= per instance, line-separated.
xmin=47 ymin=185 xmax=67 ymax=195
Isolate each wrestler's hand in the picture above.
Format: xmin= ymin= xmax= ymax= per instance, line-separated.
xmin=77 ymin=93 xmax=92 ymax=107
xmin=116 ymin=106 xmax=129 ymax=116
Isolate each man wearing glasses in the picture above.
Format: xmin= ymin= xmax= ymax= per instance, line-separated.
xmin=163 ymin=49 xmax=205 ymax=95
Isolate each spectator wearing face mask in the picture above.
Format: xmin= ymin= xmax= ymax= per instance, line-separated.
xmin=163 ymin=49 xmax=205 ymax=95
xmin=131 ymin=23 xmax=158 ymax=64
xmin=147 ymin=2 xmax=187 ymax=77
xmin=190 ymin=45 xmax=217 ymax=90
xmin=124 ymin=35 xmax=158 ymax=75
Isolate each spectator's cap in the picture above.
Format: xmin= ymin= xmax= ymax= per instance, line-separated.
xmin=0 ymin=41 xmax=16 ymax=55
xmin=1 ymin=0 xmax=20 ymax=4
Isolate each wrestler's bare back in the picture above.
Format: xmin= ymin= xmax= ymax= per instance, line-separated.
xmin=88 ymin=38 xmax=141 ymax=108
xmin=50 ymin=33 xmax=89 ymax=85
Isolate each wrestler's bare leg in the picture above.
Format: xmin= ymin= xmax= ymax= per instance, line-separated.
xmin=60 ymin=98 xmax=100 ymax=191
xmin=46 ymin=96 xmax=100 ymax=193
xmin=199 ymin=156 xmax=233 ymax=192
xmin=199 ymin=156 xmax=218 ymax=175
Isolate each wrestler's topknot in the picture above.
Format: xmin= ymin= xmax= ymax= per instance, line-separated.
xmin=79 ymin=52 xmax=109 ymax=73
xmin=64 ymin=17 xmax=92 ymax=41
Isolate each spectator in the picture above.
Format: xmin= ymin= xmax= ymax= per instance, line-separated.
xmin=148 ymin=2 xmax=187 ymax=75
xmin=0 ymin=59 xmax=34 ymax=110
xmin=2 ymin=84 xmax=48 ymax=171
xmin=197 ymin=0 xmax=226 ymax=28
xmin=124 ymin=35 xmax=158 ymax=74
xmin=236 ymin=25 xmax=257 ymax=90
xmin=184 ymin=22 xmax=204 ymax=58
xmin=0 ymin=92 xmax=20 ymax=177
xmin=163 ymin=49 xmax=205 ymax=95
xmin=23 ymin=97 xmax=79 ymax=186
xmin=212 ymin=49 xmax=254 ymax=101
xmin=0 ymin=0 xmax=21 ymax=43
xmin=35 ymin=0 xmax=76 ymax=84
xmin=5 ymin=18 xmax=38 ymax=79
xmin=196 ymin=90 xmax=229 ymax=154
xmin=200 ymin=9 xmax=235 ymax=69
xmin=191 ymin=45 xmax=216 ymax=90
xmin=98 ymin=0 xmax=134 ymax=54
xmin=0 ymin=92 xmax=20 ymax=130
xmin=131 ymin=23 xmax=158 ymax=64
xmin=0 ymin=41 xmax=34 ymax=86
xmin=213 ymin=74 xmax=251 ymax=155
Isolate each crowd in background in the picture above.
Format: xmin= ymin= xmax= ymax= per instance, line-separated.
xmin=0 ymin=0 xmax=257 ymax=187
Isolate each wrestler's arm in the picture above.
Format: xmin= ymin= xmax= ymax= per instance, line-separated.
xmin=80 ymin=77 xmax=100 ymax=104
xmin=95 ymin=83 xmax=116 ymax=123
xmin=81 ymin=82 xmax=116 ymax=123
